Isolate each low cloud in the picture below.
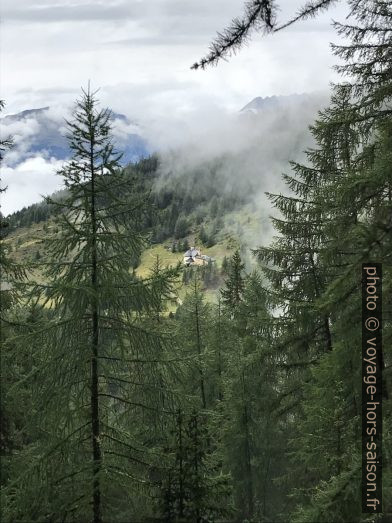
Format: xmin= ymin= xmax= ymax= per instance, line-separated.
xmin=1 ymin=106 xmax=69 ymax=167
xmin=0 ymin=103 xmax=151 ymax=214
xmin=2 ymin=0 xmax=348 ymax=120
xmin=149 ymin=91 xmax=330 ymax=247
xmin=1 ymin=91 xmax=329 ymax=226
xmin=1 ymin=156 xmax=65 ymax=216
xmin=1 ymin=117 xmax=41 ymax=165
xmin=151 ymin=92 xmax=328 ymax=191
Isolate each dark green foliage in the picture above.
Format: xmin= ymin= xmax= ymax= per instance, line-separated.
xmin=221 ymin=255 xmax=229 ymax=275
xmin=201 ymin=261 xmax=219 ymax=288
xmin=199 ymin=219 xmax=222 ymax=248
xmin=221 ymin=250 xmax=245 ymax=309
xmin=7 ymin=197 xmax=63 ymax=228
xmin=174 ymin=216 xmax=189 ymax=239
xmin=175 ymin=280 xmax=210 ymax=410
xmin=160 ymin=410 xmax=233 ymax=522
xmin=199 ymin=226 xmax=208 ymax=245
xmin=218 ymin=270 xmax=286 ymax=520
xmin=2 ymin=89 xmax=178 ymax=522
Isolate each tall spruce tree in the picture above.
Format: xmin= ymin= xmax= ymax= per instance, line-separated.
xmin=160 ymin=409 xmax=233 ymax=522
xmin=3 ymin=88 xmax=178 ymax=522
xmin=220 ymin=249 xmax=245 ymax=311
xmin=175 ymin=278 xmax=210 ymax=410
xmin=218 ymin=253 xmax=276 ymax=519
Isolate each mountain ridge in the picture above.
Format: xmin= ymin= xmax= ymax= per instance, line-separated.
xmin=1 ymin=106 xmax=150 ymax=166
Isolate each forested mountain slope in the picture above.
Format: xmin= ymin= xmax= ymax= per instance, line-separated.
xmin=3 ymin=155 xmax=263 ymax=303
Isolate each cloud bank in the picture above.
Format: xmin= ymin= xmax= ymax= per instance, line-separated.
xmin=1 ymin=157 xmax=64 ymax=216
xmin=150 ymin=91 xmax=330 ymax=248
xmin=1 ymin=92 xmax=329 ymax=220
xmin=2 ymin=0 xmax=349 ymax=119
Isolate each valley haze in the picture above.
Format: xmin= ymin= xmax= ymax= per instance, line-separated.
xmin=1 ymin=92 xmax=328 ymax=218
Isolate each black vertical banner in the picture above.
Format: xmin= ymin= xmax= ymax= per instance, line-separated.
xmin=362 ymin=264 xmax=382 ymax=513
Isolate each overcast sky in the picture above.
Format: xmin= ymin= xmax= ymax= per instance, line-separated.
xmin=1 ymin=0 xmax=350 ymax=215
xmin=1 ymin=0 xmax=349 ymax=116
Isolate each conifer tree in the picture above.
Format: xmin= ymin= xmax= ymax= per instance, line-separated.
xmin=176 ymin=278 xmax=210 ymax=409
xmin=160 ymin=409 xmax=233 ymax=522
xmin=219 ymin=256 xmax=278 ymax=519
xmin=220 ymin=249 xmax=245 ymax=311
xmin=3 ymin=88 xmax=177 ymax=522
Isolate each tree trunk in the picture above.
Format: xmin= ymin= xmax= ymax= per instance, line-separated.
xmin=178 ymin=410 xmax=184 ymax=518
xmin=90 ymin=136 xmax=102 ymax=523
xmin=242 ymin=370 xmax=253 ymax=518
xmin=194 ymin=291 xmax=207 ymax=410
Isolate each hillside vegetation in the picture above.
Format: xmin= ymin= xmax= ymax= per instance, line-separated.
xmin=4 ymin=157 xmax=264 ymax=302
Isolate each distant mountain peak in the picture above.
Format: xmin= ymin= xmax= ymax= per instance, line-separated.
xmin=1 ymin=106 xmax=149 ymax=167
xmin=240 ymin=93 xmax=310 ymax=114
xmin=3 ymin=107 xmax=50 ymax=121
